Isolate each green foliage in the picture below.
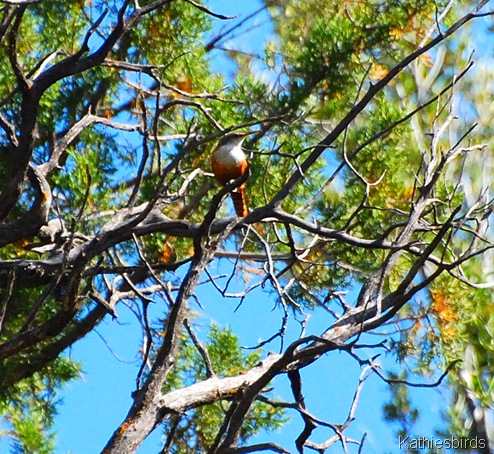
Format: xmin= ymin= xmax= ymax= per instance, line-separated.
xmin=0 ymin=358 xmax=80 ymax=454
xmin=269 ymin=0 xmax=453 ymax=117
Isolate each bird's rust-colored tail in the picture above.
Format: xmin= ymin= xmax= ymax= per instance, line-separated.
xmin=231 ymin=185 xmax=248 ymax=217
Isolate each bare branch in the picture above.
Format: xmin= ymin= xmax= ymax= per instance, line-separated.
xmin=372 ymin=360 xmax=460 ymax=388
xmin=184 ymin=318 xmax=215 ymax=378
xmin=182 ymin=0 xmax=233 ymax=20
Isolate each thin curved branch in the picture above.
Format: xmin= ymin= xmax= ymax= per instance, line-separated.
xmin=372 ymin=360 xmax=460 ymax=388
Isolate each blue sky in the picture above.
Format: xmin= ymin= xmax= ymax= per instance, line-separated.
xmin=0 ymin=1 xmax=473 ymax=453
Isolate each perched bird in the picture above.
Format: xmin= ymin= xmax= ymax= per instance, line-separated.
xmin=211 ymin=132 xmax=251 ymax=217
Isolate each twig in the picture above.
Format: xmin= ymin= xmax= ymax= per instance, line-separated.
xmin=373 ymin=359 xmax=460 ymax=388
xmin=183 ymin=0 xmax=233 ymax=20
xmin=205 ymin=5 xmax=265 ymax=51
xmin=184 ymin=318 xmax=215 ymax=378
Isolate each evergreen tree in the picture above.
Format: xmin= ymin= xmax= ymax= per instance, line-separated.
xmin=0 ymin=1 xmax=493 ymax=452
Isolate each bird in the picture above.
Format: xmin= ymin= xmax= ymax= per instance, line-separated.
xmin=211 ymin=132 xmax=251 ymax=217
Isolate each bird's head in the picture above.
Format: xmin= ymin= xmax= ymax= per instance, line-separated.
xmin=216 ymin=131 xmax=252 ymax=149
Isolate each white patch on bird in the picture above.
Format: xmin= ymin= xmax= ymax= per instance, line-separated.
xmin=213 ymin=141 xmax=246 ymax=167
